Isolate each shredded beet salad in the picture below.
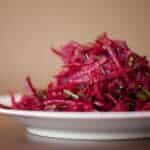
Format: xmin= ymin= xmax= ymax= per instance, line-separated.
xmin=1 ymin=33 xmax=150 ymax=111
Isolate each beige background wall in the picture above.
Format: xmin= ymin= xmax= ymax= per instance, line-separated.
xmin=0 ymin=0 xmax=149 ymax=94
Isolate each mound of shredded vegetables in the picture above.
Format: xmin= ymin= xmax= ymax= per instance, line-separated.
xmin=1 ymin=33 xmax=150 ymax=111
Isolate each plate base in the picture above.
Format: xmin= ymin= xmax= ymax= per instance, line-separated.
xmin=27 ymin=128 xmax=150 ymax=140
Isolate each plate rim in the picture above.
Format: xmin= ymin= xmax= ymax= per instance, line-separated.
xmin=0 ymin=108 xmax=150 ymax=119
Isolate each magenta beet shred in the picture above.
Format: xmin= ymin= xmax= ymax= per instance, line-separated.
xmin=2 ymin=33 xmax=150 ymax=111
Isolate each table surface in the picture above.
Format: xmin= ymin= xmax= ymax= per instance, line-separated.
xmin=0 ymin=116 xmax=150 ymax=150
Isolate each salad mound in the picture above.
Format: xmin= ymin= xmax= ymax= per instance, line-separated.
xmin=1 ymin=33 xmax=150 ymax=111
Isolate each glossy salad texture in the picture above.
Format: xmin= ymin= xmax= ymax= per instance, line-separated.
xmin=1 ymin=33 xmax=150 ymax=112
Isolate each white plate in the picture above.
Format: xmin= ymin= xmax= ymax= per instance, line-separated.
xmin=0 ymin=95 xmax=150 ymax=140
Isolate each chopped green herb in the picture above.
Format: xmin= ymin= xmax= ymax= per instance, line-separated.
xmin=143 ymin=89 xmax=150 ymax=97
xmin=136 ymin=92 xmax=147 ymax=100
xmin=64 ymin=89 xmax=79 ymax=99
xmin=136 ymin=88 xmax=150 ymax=101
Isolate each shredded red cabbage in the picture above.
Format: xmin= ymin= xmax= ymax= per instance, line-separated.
xmin=1 ymin=33 xmax=150 ymax=111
